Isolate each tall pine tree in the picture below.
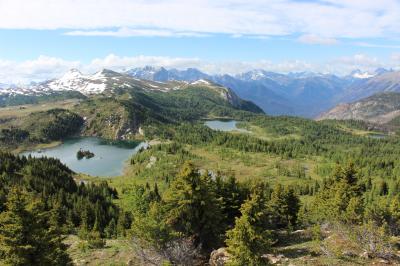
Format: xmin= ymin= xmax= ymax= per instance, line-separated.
xmin=225 ymin=189 xmax=274 ymax=266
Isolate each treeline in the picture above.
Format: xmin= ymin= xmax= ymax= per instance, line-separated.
xmin=0 ymin=153 xmax=128 ymax=265
xmin=149 ymin=121 xmax=400 ymax=181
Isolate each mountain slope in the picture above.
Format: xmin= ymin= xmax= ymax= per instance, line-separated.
xmin=125 ymin=66 xmax=400 ymax=118
xmin=125 ymin=67 xmax=354 ymax=117
xmin=317 ymin=92 xmax=400 ymax=124
xmin=340 ymin=71 xmax=400 ymax=102
xmin=0 ymin=69 xmax=263 ymax=141
xmin=0 ymin=69 xmax=261 ymax=112
xmin=4 ymin=66 xmax=399 ymax=118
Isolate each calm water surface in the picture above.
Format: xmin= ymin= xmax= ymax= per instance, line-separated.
xmin=204 ymin=120 xmax=250 ymax=133
xmin=21 ymin=137 xmax=146 ymax=177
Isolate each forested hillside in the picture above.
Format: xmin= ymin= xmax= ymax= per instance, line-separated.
xmin=1 ymin=77 xmax=400 ymax=265
xmin=114 ymin=117 xmax=400 ymax=265
xmin=0 ymin=153 xmax=126 ymax=265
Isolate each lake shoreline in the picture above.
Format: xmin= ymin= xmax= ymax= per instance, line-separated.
xmin=20 ymin=137 xmax=146 ymax=177
xmin=14 ymin=141 xmax=63 ymax=155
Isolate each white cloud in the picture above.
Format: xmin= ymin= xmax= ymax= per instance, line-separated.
xmin=65 ymin=27 xmax=209 ymax=38
xmin=326 ymin=54 xmax=385 ymax=74
xmin=1 ymin=0 xmax=400 ymax=40
xmin=298 ymin=34 xmax=338 ymax=45
xmin=86 ymin=54 xmax=203 ymax=72
xmin=0 ymin=56 xmax=80 ymax=84
xmin=354 ymin=42 xmax=400 ymax=49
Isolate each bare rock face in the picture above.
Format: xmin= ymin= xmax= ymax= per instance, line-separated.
xmin=209 ymin=248 xmax=230 ymax=266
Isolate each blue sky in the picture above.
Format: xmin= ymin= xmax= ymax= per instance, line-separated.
xmin=0 ymin=30 xmax=396 ymax=63
xmin=0 ymin=0 xmax=400 ymax=82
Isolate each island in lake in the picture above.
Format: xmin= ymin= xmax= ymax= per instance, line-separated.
xmin=77 ymin=149 xmax=95 ymax=160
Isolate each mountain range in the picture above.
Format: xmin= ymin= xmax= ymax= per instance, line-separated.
xmin=1 ymin=66 xmax=400 ymax=118
xmin=124 ymin=66 xmax=397 ymax=117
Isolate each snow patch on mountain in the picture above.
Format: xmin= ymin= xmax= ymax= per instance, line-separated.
xmin=351 ymin=70 xmax=375 ymax=79
xmin=191 ymin=79 xmax=211 ymax=85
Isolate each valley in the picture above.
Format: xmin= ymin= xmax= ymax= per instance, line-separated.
xmin=1 ymin=68 xmax=400 ymax=265
xmin=3 ymin=2 xmax=400 ymax=265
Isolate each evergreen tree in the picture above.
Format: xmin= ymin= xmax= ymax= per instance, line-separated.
xmin=163 ymin=162 xmax=224 ymax=249
xmin=268 ymin=184 xmax=300 ymax=229
xmin=214 ymin=176 xmax=247 ymax=229
xmin=310 ymin=162 xmax=364 ymax=224
xmin=0 ymin=187 xmax=71 ymax=266
xmin=0 ymin=187 xmax=35 ymax=266
xmin=32 ymin=203 xmax=72 ymax=265
xmin=225 ymin=191 xmax=274 ymax=266
xmin=130 ymin=201 xmax=175 ymax=249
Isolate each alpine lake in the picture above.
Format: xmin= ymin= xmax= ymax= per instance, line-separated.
xmin=21 ymin=137 xmax=146 ymax=177
xmin=20 ymin=120 xmax=247 ymax=177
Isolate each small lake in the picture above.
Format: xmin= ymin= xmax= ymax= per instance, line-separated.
xmin=21 ymin=137 xmax=146 ymax=177
xmin=204 ymin=120 xmax=250 ymax=133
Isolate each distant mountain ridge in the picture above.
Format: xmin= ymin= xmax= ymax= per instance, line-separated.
xmin=0 ymin=68 xmax=263 ymax=114
xmin=1 ymin=66 xmax=399 ymax=117
xmin=125 ymin=66 xmax=396 ymax=117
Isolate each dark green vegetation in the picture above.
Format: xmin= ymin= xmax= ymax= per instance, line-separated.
xmin=76 ymin=83 xmax=262 ymax=137
xmin=0 ymin=82 xmax=263 ymax=149
xmin=0 ymin=152 xmax=130 ymax=265
xmin=76 ymin=149 xmax=95 ymax=160
xmin=1 ymin=80 xmax=400 ymax=264
xmin=118 ymin=116 xmax=400 ymax=264
xmin=0 ymin=108 xmax=83 ymax=150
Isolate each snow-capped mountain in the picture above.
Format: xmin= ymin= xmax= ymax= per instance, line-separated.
xmin=1 ymin=66 xmax=398 ymax=118
xmin=0 ymin=68 xmax=251 ymax=111
xmin=125 ymin=67 xmax=352 ymax=117
xmin=0 ymin=69 xmax=112 ymax=96
xmin=35 ymin=69 xmax=118 ymax=95
xmin=125 ymin=66 xmax=210 ymax=82
xmin=350 ymin=69 xmax=375 ymax=79
xmin=235 ymin=69 xmax=269 ymax=81
xmin=0 ymin=69 xmax=185 ymax=97
xmin=349 ymin=68 xmax=392 ymax=80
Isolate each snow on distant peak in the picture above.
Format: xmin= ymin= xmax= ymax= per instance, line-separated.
xmin=348 ymin=68 xmax=392 ymax=79
xmin=352 ymin=70 xmax=375 ymax=79
xmin=41 ymin=69 xmax=113 ymax=95
xmin=250 ymin=70 xmax=266 ymax=80
xmin=191 ymin=79 xmax=211 ymax=85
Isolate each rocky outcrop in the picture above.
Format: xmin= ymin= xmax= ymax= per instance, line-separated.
xmin=209 ymin=248 xmax=230 ymax=266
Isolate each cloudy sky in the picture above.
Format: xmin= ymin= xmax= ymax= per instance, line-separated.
xmin=1 ymin=0 xmax=400 ymax=83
